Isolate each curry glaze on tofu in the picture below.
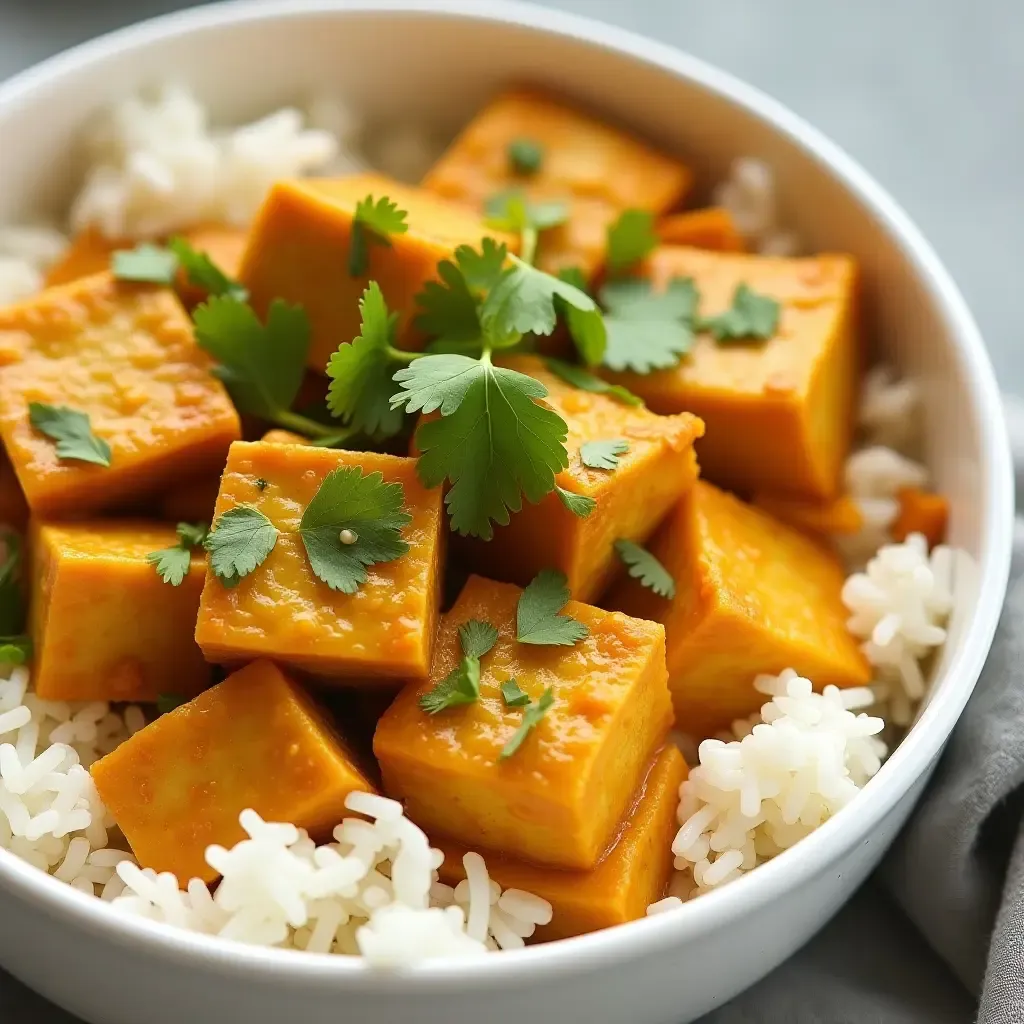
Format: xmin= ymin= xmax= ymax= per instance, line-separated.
xmin=238 ymin=173 xmax=516 ymax=370
xmin=455 ymin=355 xmax=704 ymax=603
xmin=90 ymin=659 xmax=374 ymax=882
xmin=605 ymin=246 xmax=859 ymax=499
xmin=374 ymin=574 xmax=673 ymax=871
xmin=436 ymin=745 xmax=686 ymax=941
xmin=422 ymin=87 xmax=692 ymax=278
xmin=0 ymin=272 xmax=241 ymax=518
xmin=194 ymin=441 xmax=444 ymax=682
xmin=608 ymin=481 xmax=870 ymax=737
xmin=29 ymin=520 xmax=211 ymax=702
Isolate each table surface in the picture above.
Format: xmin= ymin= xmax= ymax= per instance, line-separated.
xmin=0 ymin=1 xmax=1010 ymax=1021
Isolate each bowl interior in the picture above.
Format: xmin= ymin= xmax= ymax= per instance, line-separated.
xmin=0 ymin=0 xmax=1012 ymax=982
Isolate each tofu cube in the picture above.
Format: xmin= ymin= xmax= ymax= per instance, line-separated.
xmin=0 ymin=273 xmax=241 ymax=517
xmin=44 ymin=228 xmax=127 ymax=288
xmin=91 ymin=659 xmax=374 ymax=881
xmin=29 ymin=520 xmax=211 ymax=702
xmin=238 ymin=173 xmax=515 ymax=371
xmin=657 ymin=207 xmax=745 ymax=252
xmin=374 ymin=574 xmax=673 ymax=870
xmin=608 ymin=481 xmax=871 ymax=738
xmin=423 ymin=88 xmax=692 ymax=278
xmin=453 ymin=355 xmax=703 ymax=602
xmin=195 ymin=442 xmax=444 ymax=682
xmin=435 ymin=745 xmax=686 ymax=941
xmin=606 ymin=246 xmax=859 ymax=498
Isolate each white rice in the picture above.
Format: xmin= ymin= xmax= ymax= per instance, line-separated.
xmin=0 ymin=225 xmax=69 ymax=306
xmin=111 ymin=794 xmax=552 ymax=961
xmin=713 ymin=157 xmax=800 ymax=256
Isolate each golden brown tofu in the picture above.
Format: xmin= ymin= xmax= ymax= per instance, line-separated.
xmin=0 ymin=448 xmax=28 ymax=531
xmin=43 ymin=229 xmax=128 ymax=288
xmin=423 ymin=88 xmax=692 ymax=278
xmin=175 ymin=223 xmax=247 ymax=307
xmin=374 ymin=574 xmax=673 ymax=870
xmin=238 ymin=174 xmax=515 ymax=371
xmin=436 ymin=745 xmax=685 ymax=941
xmin=0 ymin=273 xmax=241 ymax=518
xmin=608 ymin=481 xmax=871 ymax=737
xmin=91 ymin=659 xmax=374 ymax=881
xmin=751 ymin=492 xmax=864 ymax=537
xmin=657 ymin=207 xmax=745 ymax=252
xmin=194 ymin=441 xmax=444 ymax=682
xmin=28 ymin=520 xmax=210 ymax=702
xmin=605 ymin=246 xmax=859 ymax=499
xmin=453 ymin=355 xmax=703 ymax=602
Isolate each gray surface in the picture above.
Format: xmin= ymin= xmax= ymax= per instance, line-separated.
xmin=2 ymin=0 xmax=1023 ymax=395
xmin=0 ymin=2 xmax=1016 ymax=1022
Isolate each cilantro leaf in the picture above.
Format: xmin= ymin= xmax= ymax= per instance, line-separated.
xmin=615 ymin=539 xmax=676 ymax=598
xmin=112 ymin=243 xmax=178 ymax=285
xmin=326 ymin=282 xmax=406 ymax=439
xmin=485 ymin=191 xmax=568 ymax=233
xmin=516 ymin=569 xmax=588 ymax=646
xmin=156 ymin=693 xmax=185 ymax=715
xmin=28 ymin=403 xmax=111 ymax=467
xmin=580 ymin=439 xmax=629 ymax=470
xmin=349 ymin=195 xmax=409 ymax=278
xmin=698 ymin=283 xmax=781 ymax=342
xmin=543 ymin=359 xmax=642 ymax=407
xmin=501 ymin=678 xmax=530 ymax=707
xmin=480 ymin=255 xmax=598 ymax=340
xmin=176 ymin=522 xmax=209 ymax=548
xmin=419 ymin=657 xmax=481 ymax=715
xmin=599 ymin=278 xmax=698 ymax=374
xmin=394 ymin=355 xmax=569 ymax=539
xmin=499 ymin=687 xmax=555 ymax=760
xmin=415 ymin=240 xmax=510 ymax=355
xmin=298 ymin=467 xmax=411 ymax=594
xmin=193 ymin=295 xmax=309 ymax=420
xmin=146 ymin=546 xmax=192 ymax=587
xmin=167 ymin=237 xmax=248 ymax=300
xmin=555 ymin=486 xmax=596 ymax=519
xmin=459 ymin=619 xmax=499 ymax=660
xmin=0 ymin=637 xmax=31 ymax=666
xmin=205 ymin=506 xmax=279 ymax=583
xmin=0 ymin=531 xmax=25 ymax=636
xmin=508 ymin=138 xmax=544 ymax=175
xmin=606 ymin=210 xmax=659 ymax=274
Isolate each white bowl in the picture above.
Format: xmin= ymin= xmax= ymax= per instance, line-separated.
xmin=0 ymin=3 xmax=1013 ymax=1023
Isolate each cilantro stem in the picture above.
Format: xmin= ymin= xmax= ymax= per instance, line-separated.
xmin=385 ymin=345 xmax=427 ymax=364
xmin=520 ymin=226 xmax=539 ymax=268
xmin=273 ymin=408 xmax=350 ymax=441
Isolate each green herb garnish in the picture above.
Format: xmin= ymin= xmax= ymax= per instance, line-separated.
xmin=606 ymin=210 xmax=659 ymax=275
xmin=156 ymin=693 xmax=186 ymax=715
xmin=147 ymin=521 xmax=209 ymax=587
xmin=205 ymin=506 xmax=279 ymax=585
xmin=697 ymin=283 xmax=781 ymax=342
xmin=555 ymin=486 xmax=596 ymax=518
xmin=297 ymin=467 xmax=411 ymax=594
xmin=580 ymin=439 xmax=629 ymax=471
xmin=507 ymin=138 xmax=544 ymax=175
xmin=500 ymin=678 xmax=530 ymax=708
xmin=419 ymin=617 xmax=499 ymax=714
xmin=0 ymin=638 xmax=31 ymax=666
xmin=614 ymin=539 xmax=675 ymax=598
xmin=499 ymin=687 xmax=555 ymax=760
xmin=28 ymin=403 xmax=111 ymax=467
xmin=516 ymin=569 xmax=588 ymax=646
xmin=349 ymin=195 xmax=409 ymax=278
xmin=111 ymin=243 xmax=178 ymax=285
xmin=600 ymin=277 xmax=697 ymax=373
xmin=543 ymin=359 xmax=642 ymax=407
xmin=168 ymin=237 xmax=248 ymax=300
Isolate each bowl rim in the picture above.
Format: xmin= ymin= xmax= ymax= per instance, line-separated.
xmin=0 ymin=0 xmax=1014 ymax=991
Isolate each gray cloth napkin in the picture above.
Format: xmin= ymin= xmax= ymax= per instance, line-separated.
xmin=6 ymin=514 xmax=1024 ymax=1024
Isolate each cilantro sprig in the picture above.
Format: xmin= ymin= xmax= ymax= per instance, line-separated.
xmin=697 ymin=283 xmax=781 ymax=342
xmin=580 ymin=439 xmax=629 ymax=471
xmin=600 ymin=277 xmax=697 ymax=374
xmin=543 ymin=359 xmax=642 ymax=407
xmin=419 ymin=618 xmax=499 ymax=714
xmin=606 ymin=210 xmax=660 ymax=274
xmin=516 ymin=569 xmax=588 ymax=646
xmin=615 ymin=539 xmax=675 ymax=598
xmin=28 ymin=403 xmax=111 ymax=467
xmin=349 ymin=195 xmax=409 ymax=278
xmin=0 ymin=531 xmax=29 ymax=667
xmin=147 ymin=522 xmax=209 ymax=586
xmin=113 ymin=238 xmax=247 ymax=300
xmin=205 ymin=467 xmax=411 ymax=593
xmin=507 ymin=139 xmax=544 ymax=176
xmin=500 ymin=678 xmax=530 ymax=707
xmin=499 ymin=687 xmax=554 ymax=761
